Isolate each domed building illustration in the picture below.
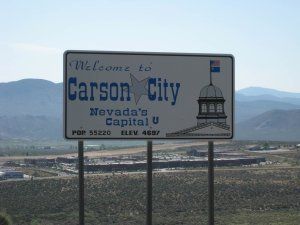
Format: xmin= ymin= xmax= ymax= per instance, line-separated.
xmin=197 ymin=79 xmax=227 ymax=125
xmin=166 ymin=60 xmax=230 ymax=137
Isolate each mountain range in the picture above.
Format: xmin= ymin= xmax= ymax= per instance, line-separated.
xmin=0 ymin=79 xmax=300 ymax=141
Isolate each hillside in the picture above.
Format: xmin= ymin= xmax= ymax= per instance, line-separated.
xmin=236 ymin=109 xmax=300 ymax=141
xmin=235 ymin=100 xmax=300 ymax=122
xmin=0 ymin=79 xmax=62 ymax=117
xmin=0 ymin=79 xmax=62 ymax=140
xmin=236 ymin=93 xmax=300 ymax=106
xmin=0 ymin=115 xmax=62 ymax=140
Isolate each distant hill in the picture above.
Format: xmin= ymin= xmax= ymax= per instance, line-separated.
xmin=236 ymin=100 xmax=300 ymax=123
xmin=236 ymin=93 xmax=300 ymax=106
xmin=0 ymin=79 xmax=300 ymax=141
xmin=0 ymin=79 xmax=62 ymax=140
xmin=236 ymin=87 xmax=300 ymax=123
xmin=237 ymin=87 xmax=300 ymax=98
xmin=236 ymin=109 xmax=300 ymax=141
xmin=0 ymin=79 xmax=62 ymax=117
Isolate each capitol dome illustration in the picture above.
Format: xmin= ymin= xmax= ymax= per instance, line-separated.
xmin=166 ymin=60 xmax=230 ymax=137
xmin=196 ymin=81 xmax=227 ymax=125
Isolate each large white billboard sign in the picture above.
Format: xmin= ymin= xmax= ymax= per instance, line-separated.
xmin=64 ymin=51 xmax=234 ymax=139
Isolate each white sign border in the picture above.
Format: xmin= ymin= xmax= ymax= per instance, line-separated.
xmin=63 ymin=50 xmax=235 ymax=140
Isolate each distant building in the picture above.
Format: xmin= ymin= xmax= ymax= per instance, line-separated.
xmin=3 ymin=161 xmax=19 ymax=167
xmin=24 ymin=158 xmax=55 ymax=167
xmin=56 ymin=156 xmax=79 ymax=164
xmin=0 ymin=170 xmax=24 ymax=180
xmin=247 ymin=145 xmax=278 ymax=151
xmin=247 ymin=145 xmax=262 ymax=151
xmin=83 ymin=157 xmax=266 ymax=173
xmin=84 ymin=145 xmax=105 ymax=150
xmin=186 ymin=149 xmax=206 ymax=157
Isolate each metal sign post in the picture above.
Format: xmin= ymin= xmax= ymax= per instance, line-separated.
xmin=78 ymin=141 xmax=85 ymax=225
xmin=146 ymin=141 xmax=153 ymax=225
xmin=208 ymin=141 xmax=214 ymax=225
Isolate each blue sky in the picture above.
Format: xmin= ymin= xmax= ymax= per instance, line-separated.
xmin=0 ymin=0 xmax=299 ymax=92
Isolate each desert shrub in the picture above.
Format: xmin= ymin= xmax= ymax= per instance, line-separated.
xmin=0 ymin=212 xmax=12 ymax=225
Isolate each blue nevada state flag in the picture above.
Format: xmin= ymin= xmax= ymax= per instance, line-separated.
xmin=210 ymin=60 xmax=220 ymax=72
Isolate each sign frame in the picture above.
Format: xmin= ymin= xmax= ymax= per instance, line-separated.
xmin=63 ymin=50 xmax=235 ymax=140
